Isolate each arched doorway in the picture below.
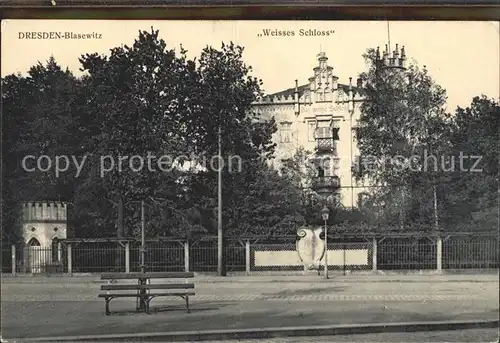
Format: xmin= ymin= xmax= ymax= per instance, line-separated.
xmin=27 ymin=237 xmax=42 ymax=273
xmin=27 ymin=237 xmax=41 ymax=246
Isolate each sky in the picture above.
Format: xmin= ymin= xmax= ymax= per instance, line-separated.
xmin=2 ymin=20 xmax=498 ymax=111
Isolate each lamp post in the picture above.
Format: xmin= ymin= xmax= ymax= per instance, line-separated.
xmin=320 ymin=206 xmax=330 ymax=279
xmin=217 ymin=119 xmax=226 ymax=277
xmin=140 ymin=200 xmax=145 ymax=274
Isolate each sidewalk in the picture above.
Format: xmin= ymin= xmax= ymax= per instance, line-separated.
xmin=1 ymin=272 xmax=498 ymax=284
xmin=1 ymin=272 xmax=498 ymax=340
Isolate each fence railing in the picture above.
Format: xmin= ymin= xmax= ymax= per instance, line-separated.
xmin=2 ymin=233 xmax=498 ymax=275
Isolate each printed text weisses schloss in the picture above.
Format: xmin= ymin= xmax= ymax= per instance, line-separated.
xmin=260 ymin=29 xmax=335 ymax=37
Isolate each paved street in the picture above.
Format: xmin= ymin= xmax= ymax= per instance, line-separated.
xmin=1 ymin=274 xmax=498 ymax=340
xmin=170 ymin=329 xmax=500 ymax=342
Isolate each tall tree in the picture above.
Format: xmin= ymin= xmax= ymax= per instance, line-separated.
xmin=77 ymin=28 xmax=201 ymax=238
xmin=439 ymin=96 xmax=499 ymax=231
xmin=187 ymin=42 xmax=281 ymax=236
xmin=2 ymin=57 xmax=84 ymax=243
xmin=354 ymin=48 xmax=449 ymax=230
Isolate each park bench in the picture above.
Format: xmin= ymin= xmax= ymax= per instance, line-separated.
xmin=98 ymin=272 xmax=195 ymax=315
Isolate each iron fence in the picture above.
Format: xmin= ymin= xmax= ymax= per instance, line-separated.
xmin=2 ymin=233 xmax=498 ymax=275
xmin=443 ymin=235 xmax=499 ymax=269
xmin=4 ymin=245 xmax=68 ymax=275
xmin=1 ymin=245 xmax=12 ymax=274
xmin=377 ymin=237 xmax=437 ymax=270
xmin=73 ymin=242 xmax=123 ymax=273
xmin=130 ymin=241 xmax=184 ymax=272
xmin=189 ymin=240 xmax=246 ymax=272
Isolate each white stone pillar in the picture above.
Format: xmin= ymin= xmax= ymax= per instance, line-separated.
xmin=184 ymin=241 xmax=190 ymax=272
xmin=125 ymin=243 xmax=130 ymax=273
xmin=372 ymin=237 xmax=377 ymax=272
xmin=67 ymin=244 xmax=72 ymax=276
xmin=436 ymin=236 xmax=443 ymax=273
xmin=245 ymin=240 xmax=251 ymax=274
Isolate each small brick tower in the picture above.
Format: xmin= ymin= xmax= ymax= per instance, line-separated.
xmin=21 ymin=201 xmax=68 ymax=273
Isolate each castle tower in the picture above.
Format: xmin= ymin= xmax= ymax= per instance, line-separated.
xmin=377 ymin=44 xmax=406 ymax=71
xmin=21 ymin=201 xmax=68 ymax=273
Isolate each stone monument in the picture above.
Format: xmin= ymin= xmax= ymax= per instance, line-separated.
xmin=296 ymin=226 xmax=325 ymax=274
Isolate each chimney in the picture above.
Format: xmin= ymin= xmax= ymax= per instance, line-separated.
xmin=356 ymin=77 xmax=362 ymax=88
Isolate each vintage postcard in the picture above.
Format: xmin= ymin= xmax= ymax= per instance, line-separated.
xmin=1 ymin=19 xmax=499 ymax=342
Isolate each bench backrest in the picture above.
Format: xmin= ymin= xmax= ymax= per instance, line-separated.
xmin=101 ymin=272 xmax=194 ymax=280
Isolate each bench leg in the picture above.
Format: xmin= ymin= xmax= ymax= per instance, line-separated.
xmin=145 ymin=297 xmax=151 ymax=315
xmin=138 ymin=290 xmax=148 ymax=313
xmin=105 ymin=297 xmax=111 ymax=316
xmin=185 ymin=295 xmax=190 ymax=313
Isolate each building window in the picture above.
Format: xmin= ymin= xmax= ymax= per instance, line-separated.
xmin=52 ymin=237 xmax=60 ymax=262
xmin=316 ymin=127 xmax=330 ymax=139
xmin=352 ymin=127 xmax=361 ymax=141
xmin=317 ymin=90 xmax=324 ymax=102
xmin=324 ymin=89 xmax=332 ymax=102
xmin=316 ymin=165 xmax=325 ymax=177
xmin=308 ymin=121 xmax=316 ymax=141
xmin=315 ymin=120 xmax=331 ymax=138
xmin=280 ymin=122 xmax=292 ymax=143
xmin=332 ymin=127 xmax=340 ymax=140
xmin=352 ymin=155 xmax=363 ymax=174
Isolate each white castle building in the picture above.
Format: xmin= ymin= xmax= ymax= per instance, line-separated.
xmin=252 ymin=45 xmax=406 ymax=208
xmin=21 ymin=201 xmax=68 ymax=273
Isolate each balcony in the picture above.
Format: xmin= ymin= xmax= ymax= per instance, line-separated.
xmin=316 ymin=137 xmax=336 ymax=153
xmin=311 ymin=175 xmax=341 ymax=197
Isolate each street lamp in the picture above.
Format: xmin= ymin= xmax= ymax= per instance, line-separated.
xmin=320 ymin=206 xmax=330 ymax=279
